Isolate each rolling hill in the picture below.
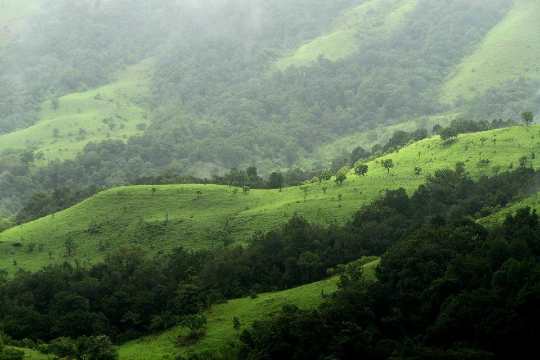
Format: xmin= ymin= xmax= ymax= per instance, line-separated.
xmin=1 ymin=125 xmax=539 ymax=273
xmin=0 ymin=60 xmax=153 ymax=163
xmin=118 ymin=258 xmax=380 ymax=360
xmin=275 ymin=0 xmax=418 ymax=70
xmin=441 ymin=0 xmax=540 ymax=103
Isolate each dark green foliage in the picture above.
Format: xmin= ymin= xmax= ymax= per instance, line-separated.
xmin=382 ymin=159 xmax=394 ymax=174
xmin=1 ymin=166 xmax=540 ymax=349
xmin=268 ymin=172 xmax=284 ymax=190
xmin=354 ymin=164 xmax=369 ymax=177
xmin=335 ymin=172 xmax=347 ymax=185
xmin=521 ymin=111 xmax=534 ymax=126
xmin=239 ymin=208 xmax=540 ymax=359
xmin=49 ymin=336 xmax=117 ymax=360
xmin=350 ymin=146 xmax=370 ymax=164
xmin=0 ymin=247 xmax=210 ymax=342
xmin=438 ymin=118 xmax=517 ymax=142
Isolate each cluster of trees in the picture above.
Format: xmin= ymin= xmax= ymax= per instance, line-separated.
xmin=434 ymin=118 xmax=518 ymax=141
xmin=239 ymin=207 xmax=540 ymax=359
xmin=2 ymin=165 xmax=539 ymax=352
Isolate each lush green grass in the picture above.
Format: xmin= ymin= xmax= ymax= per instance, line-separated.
xmin=275 ymin=0 xmax=417 ymax=70
xmin=441 ymin=0 xmax=540 ymax=103
xmin=119 ymin=258 xmax=379 ymax=360
xmin=1 ymin=126 xmax=539 ymax=273
xmin=0 ymin=60 xmax=152 ymax=162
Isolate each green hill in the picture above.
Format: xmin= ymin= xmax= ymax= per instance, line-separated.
xmin=1 ymin=126 xmax=539 ymax=273
xmin=275 ymin=0 xmax=417 ymax=70
xmin=118 ymin=258 xmax=379 ymax=360
xmin=0 ymin=60 xmax=152 ymax=162
xmin=441 ymin=0 xmax=540 ymax=103
xmin=308 ymin=112 xmax=458 ymax=167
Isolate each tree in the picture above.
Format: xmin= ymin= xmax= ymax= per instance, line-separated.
xmin=180 ymin=315 xmax=208 ymax=344
xmin=440 ymin=127 xmax=459 ymax=141
xmin=350 ymin=146 xmax=370 ymax=164
xmin=354 ymin=164 xmax=369 ymax=177
xmin=233 ymin=317 xmax=241 ymax=332
xmin=64 ymin=238 xmax=77 ymax=258
xmin=521 ymin=111 xmax=534 ymax=126
xmin=268 ymin=172 xmax=284 ymax=190
xmin=76 ymin=336 xmax=118 ymax=360
xmin=335 ymin=172 xmax=347 ymax=185
xmin=320 ymin=169 xmax=333 ymax=182
xmin=382 ymin=159 xmax=394 ymax=174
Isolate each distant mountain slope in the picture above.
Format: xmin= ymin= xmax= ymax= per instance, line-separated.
xmin=441 ymin=0 xmax=540 ymax=103
xmin=119 ymin=258 xmax=379 ymax=360
xmin=0 ymin=0 xmax=40 ymax=45
xmin=1 ymin=125 xmax=538 ymax=273
xmin=0 ymin=60 xmax=152 ymax=162
xmin=275 ymin=0 xmax=417 ymax=70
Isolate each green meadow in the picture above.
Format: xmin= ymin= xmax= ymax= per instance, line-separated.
xmin=275 ymin=0 xmax=417 ymax=70
xmin=118 ymin=259 xmax=380 ymax=360
xmin=1 ymin=126 xmax=539 ymax=273
xmin=0 ymin=60 xmax=152 ymax=162
xmin=441 ymin=0 xmax=540 ymax=103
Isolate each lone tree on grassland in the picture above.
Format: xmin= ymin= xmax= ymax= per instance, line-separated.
xmin=382 ymin=159 xmax=394 ymax=174
xmin=521 ymin=111 xmax=534 ymax=126
xmin=354 ymin=164 xmax=369 ymax=177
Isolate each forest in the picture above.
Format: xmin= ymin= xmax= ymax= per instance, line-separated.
xmin=1 ymin=0 xmax=540 ymax=359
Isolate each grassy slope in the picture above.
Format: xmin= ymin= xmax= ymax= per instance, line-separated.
xmin=308 ymin=112 xmax=459 ymax=167
xmin=480 ymin=191 xmax=540 ymax=227
xmin=119 ymin=259 xmax=380 ymax=360
xmin=275 ymin=0 xmax=417 ymax=70
xmin=1 ymin=126 xmax=539 ymax=273
xmin=441 ymin=0 xmax=540 ymax=103
xmin=0 ymin=60 xmax=152 ymax=162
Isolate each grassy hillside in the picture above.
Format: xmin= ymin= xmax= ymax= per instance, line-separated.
xmin=441 ymin=0 xmax=540 ymax=103
xmin=275 ymin=0 xmax=417 ymax=70
xmin=308 ymin=112 xmax=459 ymax=167
xmin=0 ymin=60 xmax=152 ymax=162
xmin=481 ymin=191 xmax=540 ymax=227
xmin=1 ymin=125 xmax=539 ymax=273
xmin=119 ymin=258 xmax=379 ymax=360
